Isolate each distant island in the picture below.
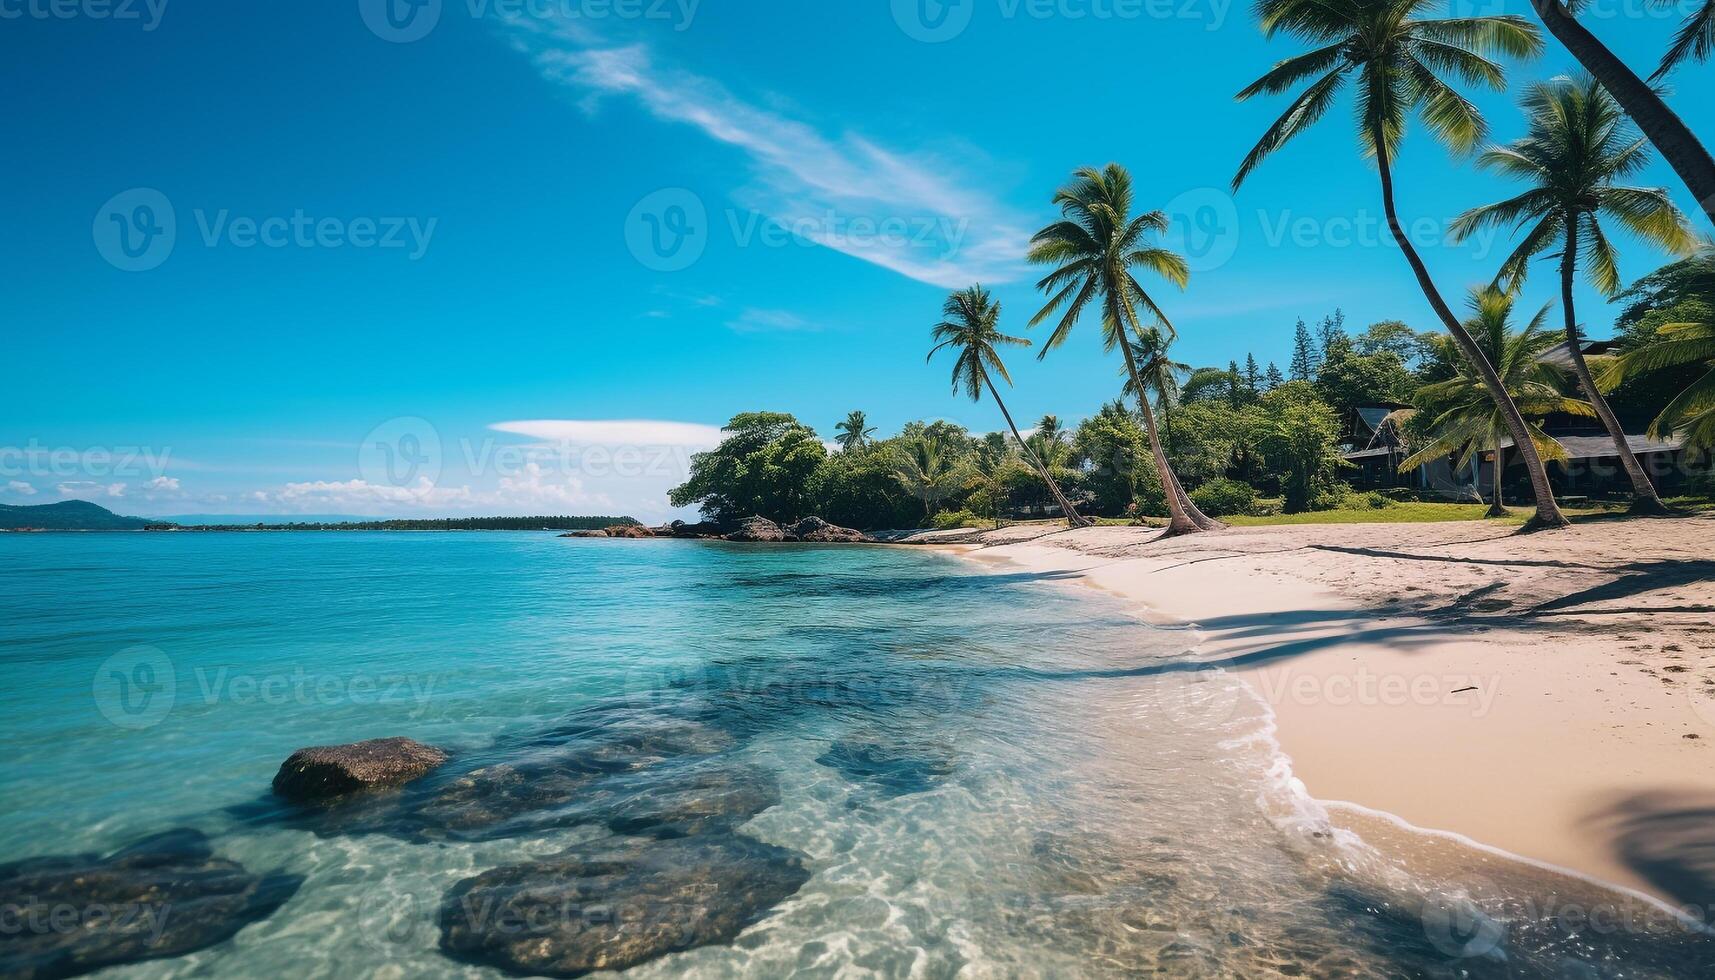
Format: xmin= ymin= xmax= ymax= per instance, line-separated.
xmin=0 ymin=500 xmax=637 ymax=533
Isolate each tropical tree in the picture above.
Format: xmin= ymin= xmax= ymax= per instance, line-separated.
xmin=1233 ymin=0 xmax=1573 ymax=529
xmin=834 ymin=411 xmax=876 ymax=453
xmin=1451 ymin=75 xmax=1696 ymax=513
xmin=1526 ymin=0 xmax=1715 ymax=230
xmin=1603 ymin=258 xmax=1715 ymax=452
xmin=928 ymin=286 xmax=1089 ymax=527
xmin=1400 ymin=287 xmax=1594 ymax=516
xmin=893 ymin=433 xmax=966 ymax=521
xmin=1651 ymin=0 xmax=1714 ymax=80
xmin=1030 ymin=414 xmax=1073 ymax=469
xmin=1027 ymin=163 xmax=1223 ymax=535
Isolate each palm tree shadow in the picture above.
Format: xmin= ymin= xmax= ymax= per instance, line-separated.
xmin=1584 ymin=791 xmax=1715 ymax=910
xmin=1528 ymin=560 xmax=1715 ymax=613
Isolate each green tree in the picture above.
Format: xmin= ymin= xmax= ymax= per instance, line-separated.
xmin=893 ymin=434 xmax=966 ymax=521
xmin=1025 ymin=163 xmax=1222 ymax=535
xmin=1356 ymin=319 xmax=1434 ymax=369
xmin=1401 ymin=287 xmax=1594 ymax=515
xmin=834 ymin=411 xmax=876 ymax=453
xmin=927 ymin=285 xmax=1088 ymax=526
xmin=1264 ymin=362 xmax=1286 ymax=390
xmin=1317 ymin=335 xmax=1412 ymax=416
xmin=1604 ymin=255 xmax=1715 ymax=452
xmin=1254 ymin=382 xmax=1346 ymax=513
xmin=1451 ymin=74 xmax=1695 ymax=513
xmin=1289 ymin=318 xmax=1318 ymax=381
xmin=669 ymin=412 xmax=829 ymax=524
xmin=1244 ymin=354 xmax=1263 ymax=394
xmin=1071 ymin=401 xmax=1154 ymax=516
xmin=1233 ymin=0 xmax=1573 ymax=529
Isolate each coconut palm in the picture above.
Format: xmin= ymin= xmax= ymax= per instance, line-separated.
xmin=928 ymin=286 xmax=1089 ymax=527
xmin=1526 ymin=0 xmax=1715 ymax=229
xmin=893 ymin=433 xmax=964 ymax=521
xmin=1233 ymin=0 xmax=1573 ymax=529
xmin=834 ymin=411 xmax=876 ymax=453
xmin=1603 ymin=299 xmax=1715 ymax=452
xmin=1027 ymin=163 xmax=1223 ymax=535
xmin=1402 ymin=287 xmax=1595 ymax=515
xmin=1450 ymin=75 xmax=1697 ymax=513
xmin=1653 ymin=0 xmax=1714 ymax=80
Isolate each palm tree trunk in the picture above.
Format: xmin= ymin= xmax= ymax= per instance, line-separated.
xmin=1373 ymin=131 xmax=1571 ymax=530
xmin=1531 ymin=0 xmax=1715 ymax=230
xmin=1488 ymin=446 xmax=1508 ymax=518
xmin=1118 ymin=338 xmax=1202 ymax=535
xmin=1559 ymin=213 xmax=1670 ymax=514
xmin=985 ymin=376 xmax=1090 ymax=528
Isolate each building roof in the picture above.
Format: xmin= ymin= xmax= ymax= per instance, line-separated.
xmin=1350 ymin=433 xmax=1686 ymax=465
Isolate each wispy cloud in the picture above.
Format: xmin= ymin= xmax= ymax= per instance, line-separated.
xmin=726 ymin=308 xmax=817 ymax=334
xmin=506 ymin=20 xmax=1029 ymax=287
xmin=489 ymin=419 xmax=723 ymax=447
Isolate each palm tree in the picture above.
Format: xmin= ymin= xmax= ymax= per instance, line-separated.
xmin=1233 ymin=0 xmax=1573 ymax=530
xmin=1652 ymin=0 xmax=1714 ymax=80
xmin=1401 ymin=287 xmax=1595 ymax=516
xmin=834 ymin=411 xmax=876 ymax=453
xmin=893 ymin=433 xmax=964 ymax=521
xmin=1526 ymin=0 xmax=1715 ymax=230
xmin=1450 ymin=75 xmax=1697 ymax=514
xmin=928 ymin=286 xmax=1089 ymax=527
xmin=1122 ymin=327 xmax=1191 ymax=459
xmin=1027 ymin=163 xmax=1223 ymax=535
xmin=1603 ymin=288 xmax=1715 ymax=452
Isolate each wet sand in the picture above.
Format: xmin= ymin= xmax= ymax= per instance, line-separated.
xmin=925 ymin=515 xmax=1715 ymax=914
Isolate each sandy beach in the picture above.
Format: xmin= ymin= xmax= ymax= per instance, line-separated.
xmin=927 ymin=515 xmax=1715 ymax=912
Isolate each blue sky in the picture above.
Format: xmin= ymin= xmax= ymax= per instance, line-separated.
xmin=4 ymin=0 xmax=1711 ymax=521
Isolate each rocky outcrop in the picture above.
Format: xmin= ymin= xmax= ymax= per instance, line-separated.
xmin=0 ymin=829 xmax=301 ymax=979
xmin=272 ymin=737 xmax=447 ymax=802
xmin=724 ymin=516 xmax=787 ymax=542
xmin=559 ymin=530 xmax=608 ymax=538
xmin=604 ymin=524 xmax=655 ymax=539
xmin=785 ymin=517 xmax=872 ymax=543
xmin=665 ymin=520 xmax=725 ymax=538
xmin=438 ymin=833 xmax=810 ymax=977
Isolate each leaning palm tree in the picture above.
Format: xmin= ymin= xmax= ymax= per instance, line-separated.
xmin=1233 ymin=0 xmax=1572 ymax=529
xmin=1603 ymin=313 xmax=1715 ymax=453
xmin=1402 ymin=287 xmax=1595 ymax=516
xmin=1027 ymin=163 xmax=1222 ymax=535
xmin=1450 ymin=75 xmax=1697 ymax=514
xmin=834 ymin=411 xmax=876 ymax=453
xmin=1652 ymin=0 xmax=1714 ymax=80
xmin=1122 ymin=327 xmax=1191 ymax=457
xmin=928 ymin=286 xmax=1089 ymax=527
xmin=1526 ymin=0 xmax=1715 ymax=230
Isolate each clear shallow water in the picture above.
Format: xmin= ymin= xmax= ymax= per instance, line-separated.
xmin=1 ymin=532 xmax=1710 ymax=978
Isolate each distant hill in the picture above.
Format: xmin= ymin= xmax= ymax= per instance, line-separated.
xmin=0 ymin=500 xmax=155 ymax=530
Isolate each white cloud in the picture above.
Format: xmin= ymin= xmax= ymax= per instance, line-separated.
xmin=5 ymin=480 xmax=37 ymax=496
xmin=726 ymin=308 xmax=817 ymax=334
xmin=145 ymin=476 xmax=181 ymax=492
xmin=56 ymin=481 xmax=126 ymax=499
xmin=488 ymin=419 xmax=723 ymax=448
xmin=512 ymin=28 xmax=1030 ymax=287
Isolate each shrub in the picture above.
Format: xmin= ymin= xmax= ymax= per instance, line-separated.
xmin=1189 ymin=478 xmax=1260 ymax=517
xmin=930 ymin=509 xmax=987 ymax=530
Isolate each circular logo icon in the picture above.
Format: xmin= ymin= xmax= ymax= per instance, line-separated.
xmin=356 ymin=885 xmax=427 ymax=951
xmin=1162 ymin=187 xmax=1241 ymax=274
xmin=1421 ymin=875 xmax=1507 ymax=960
xmin=360 ymin=0 xmax=442 ymax=43
xmin=625 ymin=189 xmax=708 ymax=272
xmin=93 ymin=645 xmax=176 ymax=730
xmin=891 ymin=0 xmax=974 ymax=42
xmin=94 ymin=189 xmax=176 ymax=273
xmin=357 ymin=417 xmax=442 ymax=491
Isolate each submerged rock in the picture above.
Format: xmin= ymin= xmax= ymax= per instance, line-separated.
xmin=271 ymin=737 xmax=447 ymax=802
xmin=0 ymin=829 xmax=302 ymax=980
xmin=438 ymin=833 xmax=810 ymax=977
xmin=816 ymin=732 xmax=956 ymax=797
xmin=724 ymin=516 xmax=786 ymax=542
xmin=599 ymin=760 xmax=782 ymax=838
xmin=785 ymin=517 xmax=872 ymax=543
xmin=559 ymin=530 xmax=608 ymax=538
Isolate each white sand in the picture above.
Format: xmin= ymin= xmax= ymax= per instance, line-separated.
xmin=930 ymin=515 xmax=1715 ymax=908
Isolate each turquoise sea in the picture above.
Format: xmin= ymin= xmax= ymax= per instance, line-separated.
xmin=1 ymin=533 xmax=1711 ymax=977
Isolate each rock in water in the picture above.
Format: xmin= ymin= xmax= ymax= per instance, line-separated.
xmin=438 ymin=834 xmax=810 ymax=977
xmin=817 ymin=732 xmax=957 ymax=797
xmin=271 ymin=737 xmax=447 ymax=802
xmin=0 ymin=829 xmax=302 ymax=980
xmin=603 ymin=524 xmax=655 ymax=539
xmin=724 ymin=516 xmax=786 ymax=542
xmin=558 ymin=530 xmax=608 ymax=538
xmin=784 ymin=517 xmax=872 ymax=543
